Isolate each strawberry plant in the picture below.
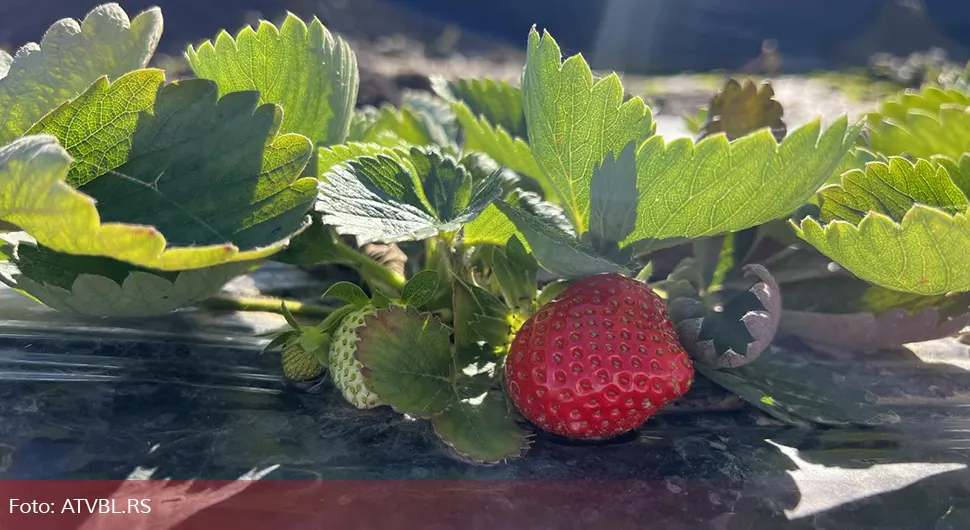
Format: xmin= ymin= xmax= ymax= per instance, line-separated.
xmin=1 ymin=4 xmax=968 ymax=464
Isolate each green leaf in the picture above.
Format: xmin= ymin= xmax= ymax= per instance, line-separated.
xmin=12 ymin=73 xmax=317 ymax=271
xmin=352 ymin=104 xmax=438 ymax=147
xmin=522 ymin=28 xmax=652 ymax=230
xmin=316 ymin=142 xmax=413 ymax=180
xmin=186 ymin=13 xmax=358 ymax=147
xmin=695 ymin=347 xmax=897 ymax=427
xmin=496 ymin=201 xmax=623 ymax=279
xmin=588 ymin=142 xmax=638 ymax=247
xmin=461 ymin=204 xmax=519 ymax=247
xmin=322 ymin=281 xmax=370 ymax=307
xmin=816 ymin=157 xmax=968 ymax=224
xmin=431 ymin=391 xmax=531 ymax=464
xmin=625 ymin=117 xmax=859 ymax=244
xmin=866 ymin=86 xmax=970 ymax=159
xmin=353 ymin=306 xmax=455 ymax=417
xmin=452 ymin=276 xmax=512 ymax=349
xmin=796 ymin=158 xmax=970 ymax=295
xmin=490 ymin=235 xmax=538 ymax=314
xmin=432 ymin=76 xmax=527 ymax=139
xmin=934 ymin=153 xmax=970 ymax=200
xmin=698 ymin=78 xmax=787 ymax=142
xmin=0 ymin=240 xmax=254 ymax=317
xmin=317 ymin=151 xmax=503 ymax=244
xmin=402 ymin=269 xmax=440 ymax=308
xmin=0 ymin=4 xmax=163 ymax=144
xmin=401 ymin=89 xmax=458 ymax=147
xmin=451 ymin=103 xmax=550 ymax=194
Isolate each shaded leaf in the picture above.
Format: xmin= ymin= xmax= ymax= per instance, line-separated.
xmin=491 ymin=235 xmax=538 ymax=314
xmin=322 ymin=281 xmax=369 ymax=306
xmin=696 ymin=346 xmax=898 ymax=427
xmin=627 ymin=117 xmax=858 ymax=244
xmin=402 ymin=269 xmax=439 ymax=308
xmin=452 ymin=277 xmax=511 ymax=349
xmin=431 ymin=391 xmax=531 ymax=465
xmin=699 ymin=78 xmax=786 ymax=142
xmin=496 ymin=201 xmax=623 ymax=279
xmin=522 ymin=28 xmax=653 ymax=229
xmin=186 ymin=13 xmax=359 ymax=146
xmin=588 ymin=142 xmax=638 ymax=247
xmin=354 ymin=306 xmax=455 ymax=417
xmin=12 ymin=74 xmax=317 ymax=271
xmin=0 ymin=240 xmax=254 ymax=317
xmin=0 ymin=3 xmax=162 ymax=143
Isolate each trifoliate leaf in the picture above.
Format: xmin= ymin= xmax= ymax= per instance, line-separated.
xmin=661 ymin=259 xmax=781 ymax=368
xmin=816 ymin=158 xmax=968 ymax=224
xmin=695 ymin=347 xmax=896 ymax=427
xmin=186 ymin=13 xmax=358 ymax=147
xmin=353 ymin=306 xmax=455 ymax=417
xmin=699 ymin=78 xmax=786 ymax=142
xmin=317 ymin=151 xmax=503 ymax=244
xmin=0 ymin=240 xmax=254 ymax=317
xmin=0 ymin=3 xmax=163 ymax=144
xmin=432 ymin=76 xmax=527 ymax=139
xmin=588 ymin=142 xmax=638 ymax=247
xmin=430 ymin=390 xmax=531 ymax=465
xmin=496 ymin=201 xmax=623 ymax=279
xmin=866 ymin=86 xmax=970 ymax=159
xmin=402 ymin=269 xmax=439 ymax=308
xmin=625 ymin=117 xmax=859 ymax=244
xmin=522 ymin=28 xmax=653 ymax=230
xmin=796 ymin=158 xmax=970 ymax=295
xmin=10 ymin=75 xmax=317 ymax=271
xmin=322 ymin=281 xmax=370 ymax=307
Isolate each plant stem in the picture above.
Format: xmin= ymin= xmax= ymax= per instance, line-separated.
xmin=332 ymin=238 xmax=407 ymax=296
xmin=202 ymin=295 xmax=336 ymax=318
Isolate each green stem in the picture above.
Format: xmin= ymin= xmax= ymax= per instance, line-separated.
xmin=202 ymin=295 xmax=336 ymax=318
xmin=332 ymin=238 xmax=407 ymax=296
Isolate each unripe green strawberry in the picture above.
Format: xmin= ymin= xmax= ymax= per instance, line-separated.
xmin=504 ymin=273 xmax=694 ymax=440
xmin=281 ymin=335 xmax=326 ymax=381
xmin=329 ymin=305 xmax=383 ymax=409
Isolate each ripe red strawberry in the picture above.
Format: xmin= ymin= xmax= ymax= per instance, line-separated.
xmin=504 ymin=273 xmax=694 ymax=440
